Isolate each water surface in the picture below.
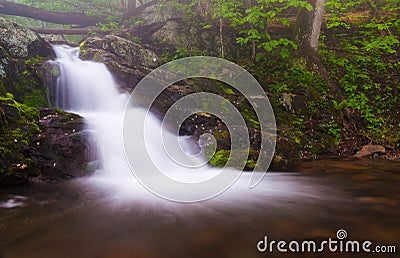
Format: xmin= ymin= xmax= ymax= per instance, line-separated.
xmin=0 ymin=159 xmax=398 ymax=258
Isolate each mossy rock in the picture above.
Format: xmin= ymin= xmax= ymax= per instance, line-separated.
xmin=0 ymin=18 xmax=54 ymax=108
xmin=0 ymin=94 xmax=41 ymax=184
xmin=0 ymin=95 xmax=96 ymax=185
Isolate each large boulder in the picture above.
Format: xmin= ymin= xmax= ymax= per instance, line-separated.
xmin=139 ymin=4 xmax=181 ymax=25
xmin=0 ymin=17 xmax=54 ymax=106
xmin=0 ymin=94 xmax=96 ymax=185
xmin=80 ymin=35 xmax=160 ymax=91
xmin=148 ymin=20 xmax=222 ymax=57
xmin=32 ymin=108 xmax=96 ymax=182
xmin=0 ymin=94 xmax=40 ymax=185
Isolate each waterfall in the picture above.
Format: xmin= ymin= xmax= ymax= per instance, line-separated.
xmin=53 ymin=45 xmax=131 ymax=178
xmin=52 ymin=45 xmax=215 ymax=200
xmin=50 ymin=45 xmax=308 ymax=204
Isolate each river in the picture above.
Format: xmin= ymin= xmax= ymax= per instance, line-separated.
xmin=0 ymin=159 xmax=399 ymax=258
xmin=0 ymin=45 xmax=398 ymax=258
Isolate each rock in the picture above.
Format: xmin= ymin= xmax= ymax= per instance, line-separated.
xmin=33 ymin=108 xmax=96 ymax=182
xmin=132 ymin=4 xmax=237 ymax=58
xmin=147 ymin=20 xmax=225 ymax=57
xmin=0 ymin=18 xmax=48 ymax=58
xmin=354 ymin=145 xmax=386 ymax=158
xmin=0 ymin=17 xmax=54 ymax=106
xmin=0 ymin=95 xmax=96 ymax=185
xmin=139 ymin=4 xmax=181 ymax=25
xmin=0 ymin=94 xmax=40 ymax=185
xmin=40 ymin=34 xmax=78 ymax=47
xmin=80 ymin=35 xmax=160 ymax=91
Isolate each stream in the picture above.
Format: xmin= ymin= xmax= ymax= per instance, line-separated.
xmin=0 ymin=46 xmax=399 ymax=258
xmin=0 ymin=159 xmax=399 ymax=258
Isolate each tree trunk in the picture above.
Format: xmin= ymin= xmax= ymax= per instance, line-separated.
xmin=124 ymin=0 xmax=159 ymax=17
xmin=294 ymin=0 xmax=359 ymax=139
xmin=294 ymin=0 xmax=325 ymax=54
xmin=294 ymin=0 xmax=345 ymax=98
xmin=128 ymin=0 xmax=137 ymax=10
xmin=0 ymin=0 xmax=103 ymax=27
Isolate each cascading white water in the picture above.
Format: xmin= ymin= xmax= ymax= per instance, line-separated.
xmin=54 ymin=45 xmax=131 ymax=178
xmin=52 ymin=45 xmax=219 ymax=200
xmin=51 ymin=45 xmax=305 ymax=203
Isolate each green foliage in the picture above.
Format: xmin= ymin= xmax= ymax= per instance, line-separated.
xmin=161 ymin=47 xmax=206 ymax=62
xmin=229 ymin=0 xmax=310 ymax=59
xmin=267 ymin=58 xmax=328 ymax=95
xmin=326 ymin=119 xmax=341 ymax=145
xmin=175 ymin=0 xmax=312 ymax=59
xmin=321 ymin=4 xmax=400 ymax=145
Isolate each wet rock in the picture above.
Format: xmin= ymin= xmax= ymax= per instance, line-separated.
xmin=80 ymin=35 xmax=160 ymax=91
xmin=0 ymin=17 xmax=54 ymax=106
xmin=40 ymin=34 xmax=78 ymax=47
xmin=354 ymin=145 xmax=386 ymax=158
xmin=0 ymin=18 xmax=47 ymax=58
xmin=0 ymin=95 xmax=40 ymax=185
xmin=33 ymin=108 xmax=96 ymax=182
xmin=0 ymin=96 xmax=96 ymax=185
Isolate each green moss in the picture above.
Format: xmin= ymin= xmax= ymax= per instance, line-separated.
xmin=292 ymin=131 xmax=304 ymax=145
xmin=208 ymin=149 xmax=256 ymax=170
xmin=212 ymin=130 xmax=230 ymax=149
xmin=51 ymin=66 xmax=60 ymax=77
xmin=79 ymin=39 xmax=88 ymax=56
xmin=14 ymin=74 xmax=49 ymax=108
xmin=246 ymin=159 xmax=256 ymax=169
xmin=0 ymin=93 xmax=39 ymax=120
xmin=209 ymin=150 xmax=230 ymax=167
xmin=215 ymin=81 xmax=236 ymax=95
xmin=239 ymin=106 xmax=261 ymax=129
xmin=0 ymin=95 xmax=40 ymax=178
xmin=22 ymin=89 xmax=48 ymax=109
xmin=2 ymin=55 xmax=50 ymax=108
xmin=79 ymin=40 xmax=87 ymax=49
xmin=24 ymin=56 xmax=48 ymax=66
xmin=53 ymin=107 xmax=66 ymax=115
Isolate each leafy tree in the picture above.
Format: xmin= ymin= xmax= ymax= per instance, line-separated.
xmin=192 ymin=0 xmax=313 ymax=60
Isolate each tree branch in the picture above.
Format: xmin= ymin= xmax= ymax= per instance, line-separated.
xmin=1 ymin=0 xmax=160 ymax=28
xmin=30 ymin=27 xmax=105 ymax=35
xmin=0 ymin=0 xmax=103 ymax=27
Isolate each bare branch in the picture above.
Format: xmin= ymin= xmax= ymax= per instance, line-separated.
xmin=30 ymin=27 xmax=105 ymax=35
